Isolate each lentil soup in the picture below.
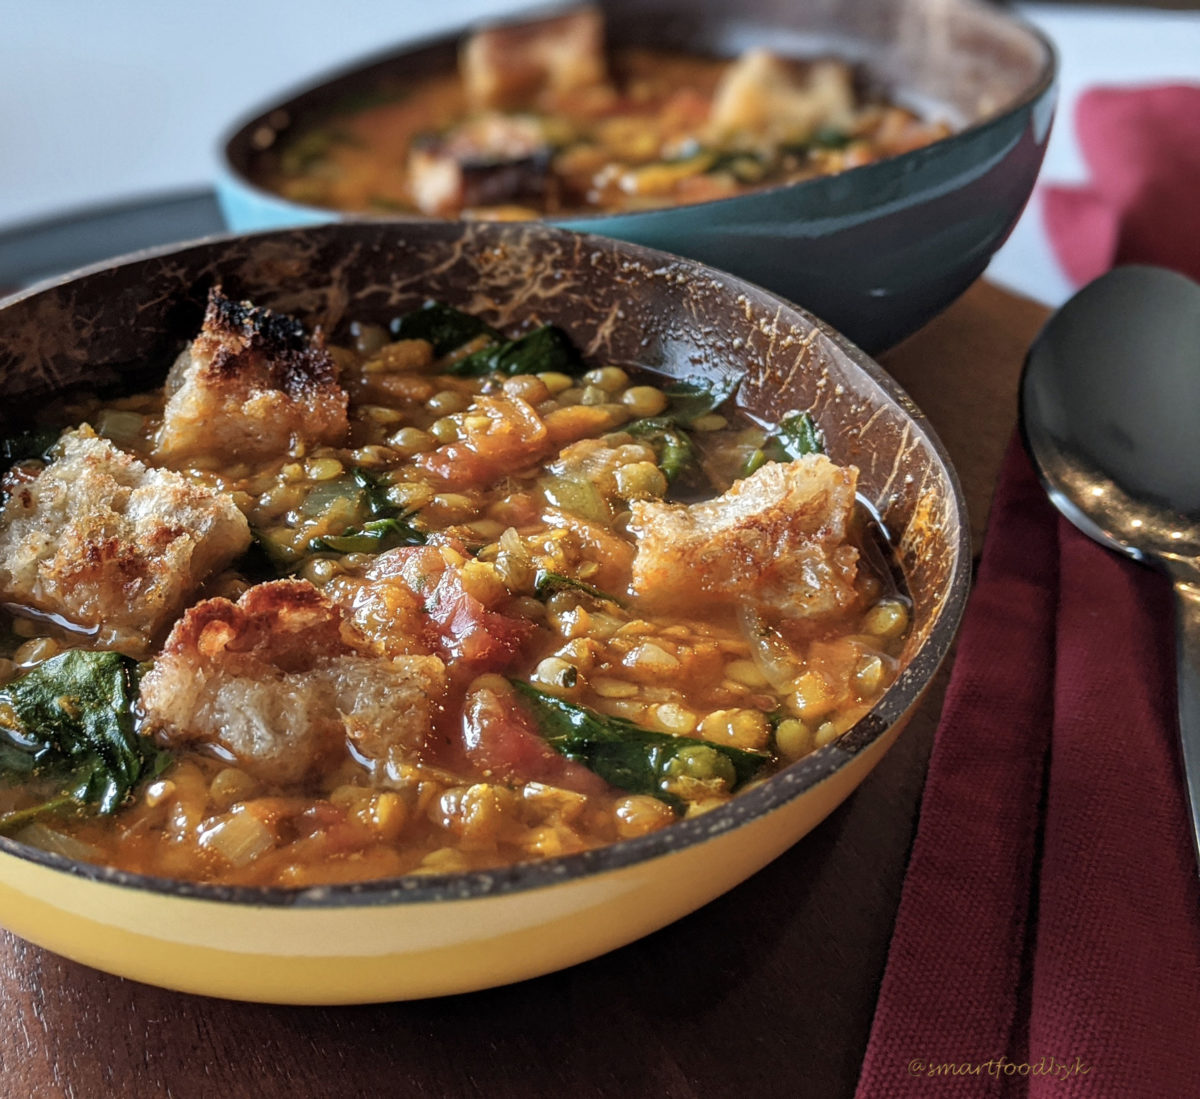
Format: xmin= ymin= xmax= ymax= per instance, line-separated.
xmin=261 ymin=6 xmax=952 ymax=219
xmin=0 ymin=288 xmax=909 ymax=887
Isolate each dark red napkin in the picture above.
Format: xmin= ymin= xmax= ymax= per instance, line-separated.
xmin=856 ymin=440 xmax=1200 ymax=1096
xmin=856 ymin=86 xmax=1200 ymax=1097
xmin=1042 ymin=84 xmax=1200 ymax=287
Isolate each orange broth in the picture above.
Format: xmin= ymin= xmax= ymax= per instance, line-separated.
xmin=0 ymin=299 xmax=909 ymax=886
xmin=261 ymin=24 xmax=952 ymax=219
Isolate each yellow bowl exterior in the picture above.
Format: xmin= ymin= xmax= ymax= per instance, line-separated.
xmin=0 ymin=718 xmax=907 ymax=1003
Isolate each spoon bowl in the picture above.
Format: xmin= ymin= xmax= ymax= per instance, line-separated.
xmin=1020 ymin=264 xmax=1200 ymax=867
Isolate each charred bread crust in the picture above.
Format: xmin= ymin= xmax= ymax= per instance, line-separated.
xmin=199 ymin=287 xmax=340 ymax=400
xmin=160 ymin=578 xmax=357 ymax=671
xmin=155 ymin=288 xmax=350 ymax=462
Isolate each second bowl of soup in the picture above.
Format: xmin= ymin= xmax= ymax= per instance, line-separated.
xmin=218 ymin=0 xmax=1056 ymax=351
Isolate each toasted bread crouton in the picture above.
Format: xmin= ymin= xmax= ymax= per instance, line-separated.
xmin=707 ymin=52 xmax=856 ymax=145
xmin=0 ymin=427 xmax=250 ymax=654
xmin=140 ymin=579 xmax=446 ymax=785
xmin=154 ymin=288 xmax=349 ymax=464
xmin=628 ymin=455 xmax=860 ymax=623
xmin=460 ymin=6 xmax=608 ymax=111
xmin=408 ymin=113 xmax=553 ymax=217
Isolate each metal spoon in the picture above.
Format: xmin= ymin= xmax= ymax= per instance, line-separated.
xmin=1020 ymin=264 xmax=1200 ymax=869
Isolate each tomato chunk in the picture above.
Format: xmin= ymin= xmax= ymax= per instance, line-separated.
xmin=417 ymin=395 xmax=550 ymax=489
xmin=371 ymin=540 xmax=534 ymax=673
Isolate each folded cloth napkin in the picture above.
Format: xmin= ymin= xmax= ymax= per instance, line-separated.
xmin=855 ymin=439 xmax=1200 ymax=1096
xmin=856 ymin=85 xmax=1200 ymax=1097
xmin=1042 ymin=84 xmax=1200 ymax=287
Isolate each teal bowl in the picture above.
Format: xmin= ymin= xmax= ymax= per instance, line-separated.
xmin=217 ymin=0 xmax=1056 ymax=352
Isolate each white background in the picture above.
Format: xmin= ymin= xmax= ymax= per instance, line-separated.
xmin=1 ymin=2 xmax=1198 ymax=306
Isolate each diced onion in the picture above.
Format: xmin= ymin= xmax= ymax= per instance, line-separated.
xmin=541 ymin=475 xmax=610 ymax=523
xmin=14 ymin=822 xmax=102 ymax=862
xmin=738 ymin=607 xmax=799 ymax=690
xmin=498 ymin=526 xmax=529 ymax=559
xmin=94 ymin=409 xmax=147 ymax=445
xmin=198 ymin=812 xmax=275 ymax=867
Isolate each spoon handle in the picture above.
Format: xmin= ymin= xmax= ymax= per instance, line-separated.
xmin=1172 ymin=578 xmax=1200 ymax=874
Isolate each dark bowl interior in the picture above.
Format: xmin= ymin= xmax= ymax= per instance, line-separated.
xmin=0 ymin=220 xmax=969 ymax=905
xmin=220 ymin=0 xmax=1056 ymax=352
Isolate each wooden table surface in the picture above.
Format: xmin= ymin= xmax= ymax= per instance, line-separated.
xmin=0 ymin=282 xmax=1051 ymax=1099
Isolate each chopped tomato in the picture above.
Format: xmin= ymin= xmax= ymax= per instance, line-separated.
xmin=418 ymin=394 xmax=550 ymax=489
xmin=378 ymin=540 xmax=534 ymax=672
xmin=426 ymin=573 xmax=532 ymax=670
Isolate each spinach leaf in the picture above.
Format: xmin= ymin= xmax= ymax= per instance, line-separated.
xmin=307 ymin=467 xmax=427 ymax=555
xmin=533 ymin=569 xmax=620 ymax=604
xmin=0 ymin=650 xmax=169 ymax=831
xmin=309 ymin=515 xmax=425 ymax=555
xmin=511 ymin=681 xmax=771 ymax=807
xmin=769 ymin=411 xmax=824 ymax=458
xmin=390 ymin=301 xmax=500 ymax=357
xmin=1 ymin=427 xmax=60 ymax=465
xmin=624 ymin=418 xmax=695 ymax=483
xmin=353 ymin=466 xmax=398 ymax=518
xmin=660 ymin=375 xmax=741 ymax=425
xmin=447 ymin=325 xmax=581 ymax=378
xmin=0 ymin=794 xmax=80 ymax=834
xmin=743 ymin=411 xmax=824 ymax=476
xmin=254 ymin=467 xmax=427 ymax=568
xmin=623 ymin=375 xmax=740 ymax=486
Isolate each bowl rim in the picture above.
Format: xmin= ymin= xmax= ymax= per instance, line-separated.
xmin=0 ymin=219 xmax=972 ymax=909
xmin=214 ymin=0 xmax=1058 ymax=229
